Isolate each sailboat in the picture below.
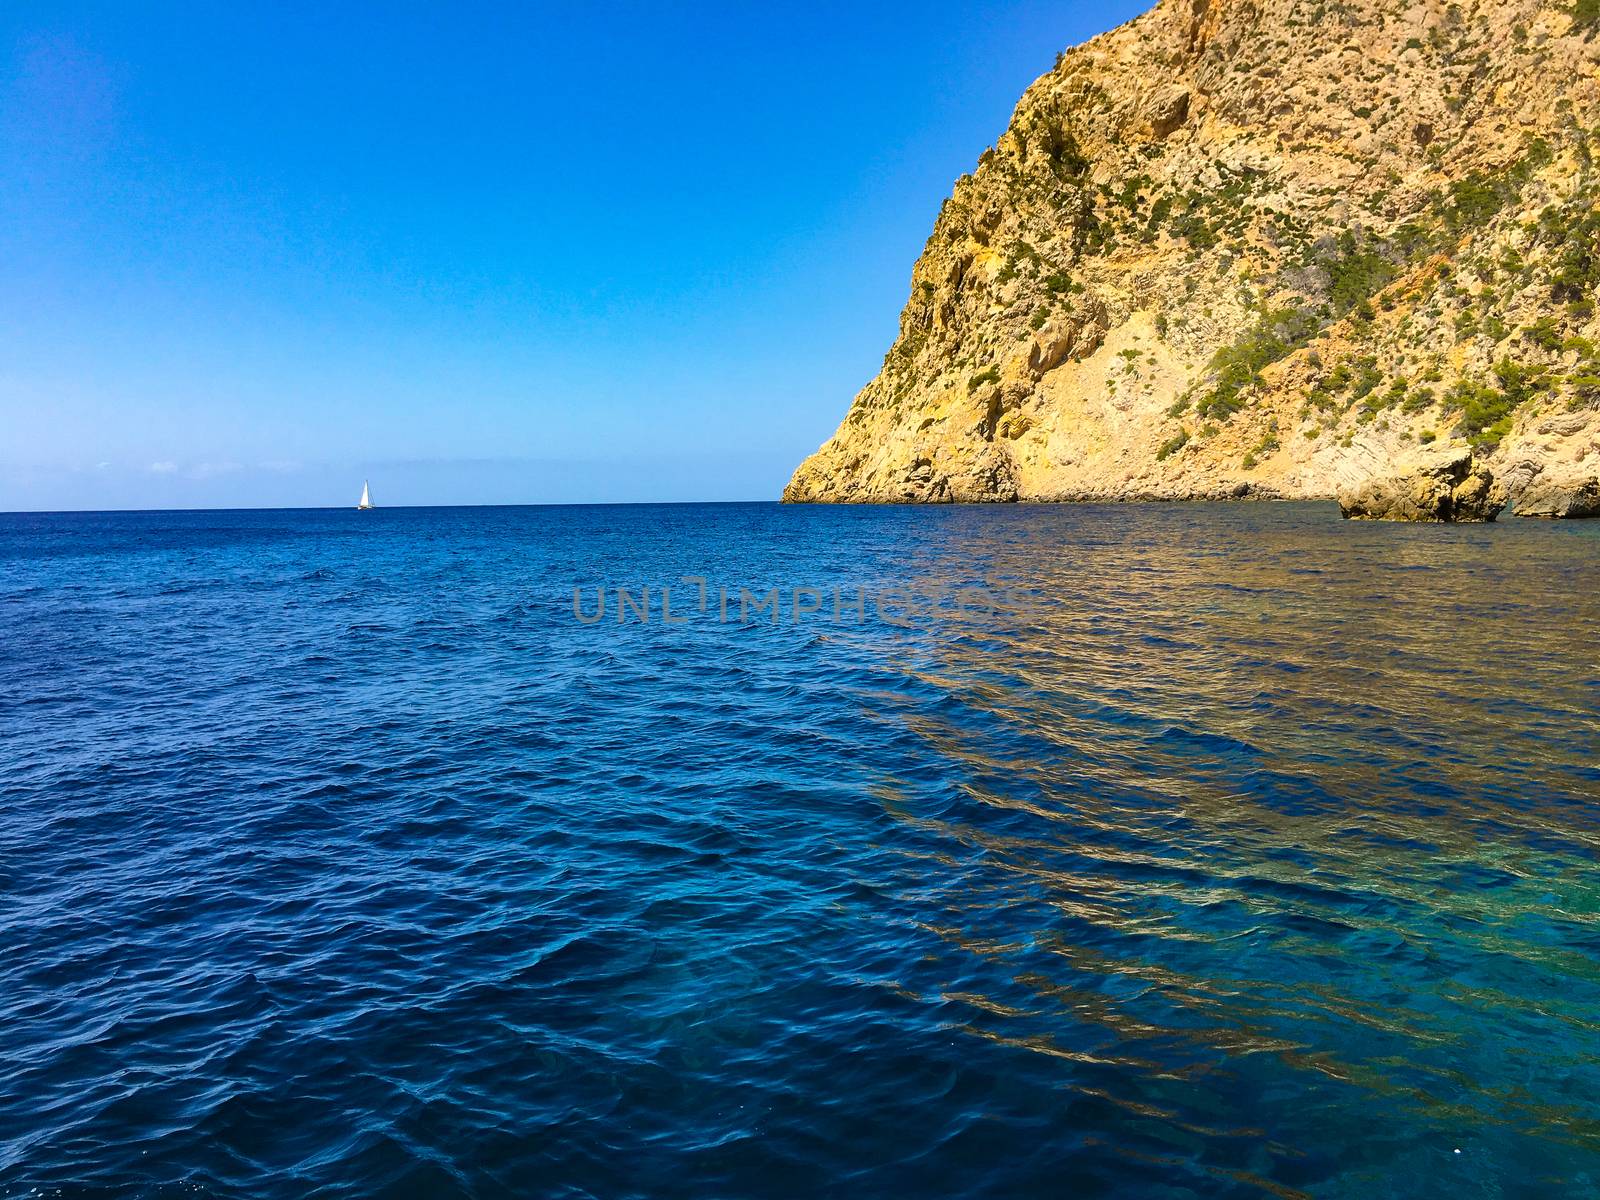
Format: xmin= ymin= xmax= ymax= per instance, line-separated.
xmin=357 ymin=480 xmax=373 ymax=510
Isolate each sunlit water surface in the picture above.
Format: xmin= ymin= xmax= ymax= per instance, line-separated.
xmin=2 ymin=502 xmax=1598 ymax=1198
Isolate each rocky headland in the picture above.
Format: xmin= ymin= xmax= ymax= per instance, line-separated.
xmin=786 ymin=0 xmax=1600 ymax=518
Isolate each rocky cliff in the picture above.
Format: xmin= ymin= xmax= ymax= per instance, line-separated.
xmin=785 ymin=0 xmax=1600 ymax=508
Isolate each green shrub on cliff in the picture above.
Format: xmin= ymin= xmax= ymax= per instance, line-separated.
xmin=1449 ymin=359 xmax=1547 ymax=449
xmin=1241 ymin=430 xmax=1280 ymax=469
xmin=968 ymin=366 xmax=1001 ymax=393
xmin=1524 ymin=316 xmax=1564 ymax=352
xmin=1441 ymin=165 xmax=1533 ymax=233
xmin=1349 ymin=358 xmax=1383 ymax=401
xmin=1540 ymin=205 xmax=1600 ymax=301
xmin=1172 ymin=205 xmax=1219 ymax=251
xmin=1570 ymin=374 xmax=1600 ymax=408
xmin=1402 ymin=386 xmax=1436 ymax=413
xmin=1325 ymin=233 xmax=1398 ymax=315
xmin=1195 ymin=306 xmax=1319 ymax=421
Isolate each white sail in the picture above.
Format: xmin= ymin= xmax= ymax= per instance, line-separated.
xmin=358 ymin=480 xmax=372 ymax=510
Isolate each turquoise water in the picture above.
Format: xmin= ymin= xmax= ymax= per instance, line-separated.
xmin=2 ymin=502 xmax=1598 ymax=1198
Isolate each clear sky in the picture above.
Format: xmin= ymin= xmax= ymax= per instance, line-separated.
xmin=1 ymin=1 xmax=1148 ymax=510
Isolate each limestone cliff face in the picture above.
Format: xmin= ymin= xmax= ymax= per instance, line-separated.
xmin=785 ymin=0 xmax=1600 ymax=506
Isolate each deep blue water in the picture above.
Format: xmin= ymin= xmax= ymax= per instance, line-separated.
xmin=3 ymin=501 xmax=1599 ymax=1199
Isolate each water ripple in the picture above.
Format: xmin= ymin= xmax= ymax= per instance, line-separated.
xmin=1 ymin=503 xmax=1598 ymax=1197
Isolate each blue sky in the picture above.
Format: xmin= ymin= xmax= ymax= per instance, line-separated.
xmin=1 ymin=1 xmax=1147 ymax=510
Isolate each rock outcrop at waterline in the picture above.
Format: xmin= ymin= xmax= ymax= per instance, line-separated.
xmin=1515 ymin=471 xmax=1600 ymax=517
xmin=784 ymin=0 xmax=1600 ymax=513
xmin=1337 ymin=444 xmax=1506 ymax=522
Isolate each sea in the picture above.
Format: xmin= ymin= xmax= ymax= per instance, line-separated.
xmin=2 ymin=501 xmax=1598 ymax=1199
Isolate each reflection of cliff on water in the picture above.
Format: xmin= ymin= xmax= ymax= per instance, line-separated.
xmin=841 ymin=503 xmax=1600 ymax=1177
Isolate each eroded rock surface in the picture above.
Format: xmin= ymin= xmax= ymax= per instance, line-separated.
xmin=1338 ymin=445 xmax=1507 ymax=523
xmin=1516 ymin=474 xmax=1600 ymax=518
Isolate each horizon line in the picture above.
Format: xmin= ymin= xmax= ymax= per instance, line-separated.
xmin=0 ymin=499 xmax=797 ymax=517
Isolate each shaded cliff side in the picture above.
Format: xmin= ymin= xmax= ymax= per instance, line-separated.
xmin=786 ymin=0 xmax=1600 ymax=505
